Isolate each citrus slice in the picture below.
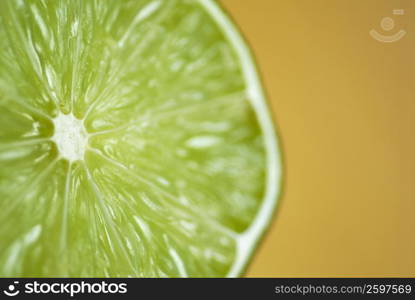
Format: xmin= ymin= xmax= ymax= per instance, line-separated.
xmin=0 ymin=0 xmax=282 ymax=277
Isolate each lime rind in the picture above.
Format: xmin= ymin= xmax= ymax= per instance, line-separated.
xmin=199 ymin=0 xmax=282 ymax=277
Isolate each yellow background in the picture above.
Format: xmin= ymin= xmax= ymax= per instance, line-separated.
xmin=221 ymin=0 xmax=415 ymax=277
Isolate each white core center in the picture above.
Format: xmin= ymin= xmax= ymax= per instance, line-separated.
xmin=52 ymin=113 xmax=88 ymax=162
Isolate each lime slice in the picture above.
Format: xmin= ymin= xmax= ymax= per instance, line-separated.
xmin=0 ymin=0 xmax=282 ymax=277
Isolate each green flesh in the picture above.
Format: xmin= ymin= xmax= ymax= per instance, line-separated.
xmin=0 ymin=0 xmax=278 ymax=277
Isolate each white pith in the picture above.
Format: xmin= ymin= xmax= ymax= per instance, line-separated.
xmin=52 ymin=113 xmax=88 ymax=162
